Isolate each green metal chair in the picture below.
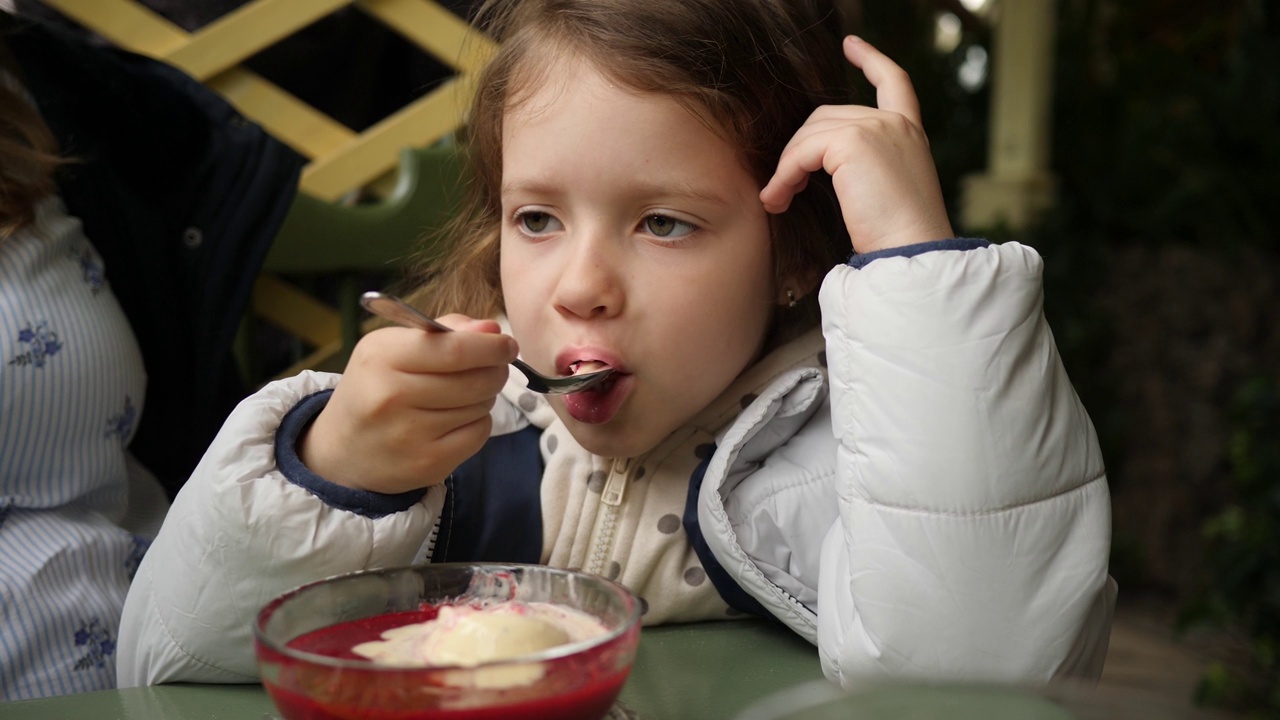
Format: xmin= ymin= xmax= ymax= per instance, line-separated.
xmin=240 ymin=143 xmax=465 ymax=384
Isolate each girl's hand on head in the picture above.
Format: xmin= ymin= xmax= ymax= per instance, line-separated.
xmin=297 ymin=316 xmax=517 ymax=494
xmin=760 ymin=35 xmax=955 ymax=254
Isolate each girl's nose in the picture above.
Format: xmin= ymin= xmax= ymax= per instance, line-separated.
xmin=551 ymin=231 xmax=625 ymax=321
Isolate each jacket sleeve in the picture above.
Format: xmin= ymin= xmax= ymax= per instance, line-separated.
xmin=816 ymin=241 xmax=1115 ymax=685
xmin=116 ymin=371 xmax=445 ymax=687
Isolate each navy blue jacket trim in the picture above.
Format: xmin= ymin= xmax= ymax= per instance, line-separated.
xmin=683 ymin=449 xmax=774 ymax=621
xmin=274 ymin=390 xmax=427 ymax=519
xmin=848 ymin=237 xmax=990 ymax=269
xmin=433 ymin=425 xmax=544 ymax=564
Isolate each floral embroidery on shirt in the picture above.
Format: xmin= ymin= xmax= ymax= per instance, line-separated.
xmin=72 ymin=619 xmax=116 ymax=670
xmin=105 ymin=396 xmax=137 ymax=444
xmin=76 ymin=248 xmax=105 ymax=294
xmin=8 ymin=323 xmax=61 ymax=367
xmin=125 ymin=535 xmax=151 ymax=580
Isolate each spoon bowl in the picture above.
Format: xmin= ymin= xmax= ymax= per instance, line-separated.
xmin=359 ymin=292 xmax=615 ymax=395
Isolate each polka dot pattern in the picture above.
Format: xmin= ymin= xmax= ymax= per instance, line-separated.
xmin=521 ymin=327 xmax=825 ymax=626
xmin=656 ymin=514 xmax=681 ymax=534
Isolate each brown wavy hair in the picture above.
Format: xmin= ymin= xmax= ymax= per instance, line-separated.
xmin=0 ymin=37 xmax=63 ymax=241
xmin=405 ymin=0 xmax=852 ymax=344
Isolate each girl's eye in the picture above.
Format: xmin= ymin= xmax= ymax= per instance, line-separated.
xmin=515 ymin=211 xmax=561 ymax=235
xmin=642 ymin=214 xmax=695 ymax=239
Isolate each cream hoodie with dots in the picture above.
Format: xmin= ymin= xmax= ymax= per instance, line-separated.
xmin=501 ymin=328 xmax=827 ymax=625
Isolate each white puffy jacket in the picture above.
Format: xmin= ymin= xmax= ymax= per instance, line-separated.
xmin=117 ymin=241 xmax=1115 ymax=688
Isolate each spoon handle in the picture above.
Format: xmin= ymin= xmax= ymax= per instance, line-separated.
xmin=358 ymin=291 xmax=611 ymax=395
xmin=359 ymin=292 xmax=451 ymax=334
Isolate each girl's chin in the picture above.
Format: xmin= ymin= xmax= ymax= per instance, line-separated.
xmin=557 ymin=423 xmax=659 ymax=461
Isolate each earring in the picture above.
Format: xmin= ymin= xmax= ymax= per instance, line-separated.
xmin=786 ymin=289 xmax=797 ymax=309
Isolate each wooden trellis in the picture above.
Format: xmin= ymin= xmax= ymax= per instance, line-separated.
xmin=42 ymin=0 xmax=493 ymax=200
xmin=41 ymin=0 xmax=494 ymax=379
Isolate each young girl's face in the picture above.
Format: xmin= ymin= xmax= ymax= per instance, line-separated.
xmin=499 ymin=55 xmax=780 ymax=459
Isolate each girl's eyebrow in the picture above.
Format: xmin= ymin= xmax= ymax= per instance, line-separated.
xmin=500 ymin=179 xmax=563 ymax=198
xmin=632 ymin=180 xmax=732 ymax=208
xmin=501 ymin=178 xmax=732 ymax=207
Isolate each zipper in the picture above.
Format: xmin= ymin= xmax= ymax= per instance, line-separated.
xmin=584 ymin=457 xmax=632 ymax=576
xmin=417 ymin=505 xmax=443 ymax=564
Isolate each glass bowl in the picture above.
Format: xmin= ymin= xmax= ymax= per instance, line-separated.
xmin=255 ymin=563 xmax=642 ymax=720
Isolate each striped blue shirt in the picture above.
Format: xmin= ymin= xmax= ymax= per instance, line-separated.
xmin=0 ymin=196 xmax=168 ymax=700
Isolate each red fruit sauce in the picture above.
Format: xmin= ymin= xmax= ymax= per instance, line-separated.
xmin=259 ymin=606 xmax=634 ymax=720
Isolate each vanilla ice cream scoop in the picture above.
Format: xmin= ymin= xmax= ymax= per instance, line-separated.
xmin=352 ymin=602 xmax=605 ymax=668
xmin=423 ymin=609 xmax=568 ymax=666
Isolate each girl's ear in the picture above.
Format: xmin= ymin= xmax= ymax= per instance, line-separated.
xmin=777 ymin=268 xmax=822 ymax=307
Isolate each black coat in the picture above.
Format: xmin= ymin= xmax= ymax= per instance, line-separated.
xmin=4 ymin=14 xmax=304 ymax=498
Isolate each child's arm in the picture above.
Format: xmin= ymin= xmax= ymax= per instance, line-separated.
xmin=760 ymin=38 xmax=1114 ymax=682
xmin=115 ymin=370 xmax=445 ymax=685
xmin=816 ymin=243 xmax=1114 ymax=683
xmin=117 ymin=318 xmax=517 ymax=686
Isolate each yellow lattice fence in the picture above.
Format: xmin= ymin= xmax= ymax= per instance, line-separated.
xmin=42 ymin=0 xmax=492 ymax=377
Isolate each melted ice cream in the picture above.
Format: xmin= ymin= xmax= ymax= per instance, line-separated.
xmin=352 ymin=601 xmax=606 ymax=670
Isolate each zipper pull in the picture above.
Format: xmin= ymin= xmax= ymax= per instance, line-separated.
xmin=602 ymin=459 xmax=630 ymax=506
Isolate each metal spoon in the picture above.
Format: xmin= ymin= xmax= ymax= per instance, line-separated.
xmin=359 ymin=291 xmax=615 ymax=395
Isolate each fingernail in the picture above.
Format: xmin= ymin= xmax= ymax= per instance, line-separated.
xmin=846 ymin=35 xmax=862 ymax=45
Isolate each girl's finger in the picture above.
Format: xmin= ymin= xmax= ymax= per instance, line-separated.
xmin=760 ymin=111 xmax=878 ymax=212
xmin=367 ymin=325 xmax=518 ymax=375
xmin=760 ymin=131 xmax=831 ymax=212
xmin=844 ymin=36 xmax=922 ymax=127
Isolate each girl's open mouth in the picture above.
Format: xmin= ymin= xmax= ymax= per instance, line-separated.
xmin=563 ymin=360 xmax=629 ymax=423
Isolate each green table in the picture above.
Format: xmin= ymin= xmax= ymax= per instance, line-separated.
xmin=0 ymin=620 xmax=825 ymax=720
xmin=2 ymin=622 xmax=1222 ymax=720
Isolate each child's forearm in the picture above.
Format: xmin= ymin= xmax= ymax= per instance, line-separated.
xmin=116 ymin=371 xmax=443 ymax=687
xmin=817 ymin=241 xmax=1113 ymax=683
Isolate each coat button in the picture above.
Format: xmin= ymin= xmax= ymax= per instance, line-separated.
xmin=182 ymin=227 xmax=203 ymax=248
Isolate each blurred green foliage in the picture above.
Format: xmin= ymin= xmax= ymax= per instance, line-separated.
xmin=1050 ymin=0 xmax=1280 ymax=253
xmin=1180 ymin=377 xmax=1280 ymax=717
xmin=1050 ymin=1 xmax=1279 ymax=715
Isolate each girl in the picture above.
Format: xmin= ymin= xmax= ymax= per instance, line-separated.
xmin=119 ymin=0 xmax=1115 ymax=688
